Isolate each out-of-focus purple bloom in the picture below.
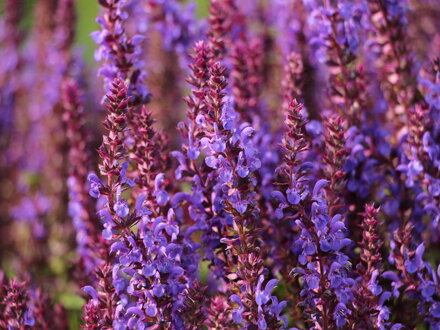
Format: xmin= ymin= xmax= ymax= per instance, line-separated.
xmin=0 ymin=0 xmax=23 ymax=145
xmin=269 ymin=0 xmax=303 ymax=57
xmin=145 ymin=0 xmax=202 ymax=68
xmin=11 ymin=194 xmax=49 ymax=240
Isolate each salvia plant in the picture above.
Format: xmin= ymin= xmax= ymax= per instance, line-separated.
xmin=0 ymin=0 xmax=440 ymax=329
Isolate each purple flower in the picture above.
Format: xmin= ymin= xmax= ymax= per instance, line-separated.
xmin=87 ymin=173 xmax=102 ymax=198
xmin=120 ymin=162 xmax=135 ymax=187
xmin=404 ymin=243 xmax=425 ymax=274
xmin=286 ymin=188 xmax=300 ymax=205
xmin=145 ymin=303 xmax=158 ymax=317
xmin=255 ymin=275 xmax=279 ymax=306
xmin=431 ymin=303 xmax=440 ymax=318
xmin=93 ymin=0 xmax=149 ymax=103
xmin=145 ymin=0 xmax=201 ymax=68
xmin=368 ymin=270 xmax=383 ymax=296
xmin=334 ymin=303 xmax=350 ymax=327
xmin=154 ymin=173 xmax=169 ymax=206
xmin=114 ymin=187 xmax=129 ymax=218
xmin=83 ymin=286 xmax=99 ymax=302
xmin=230 ymin=294 xmax=244 ymax=324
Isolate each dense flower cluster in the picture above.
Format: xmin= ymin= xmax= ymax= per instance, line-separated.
xmin=0 ymin=0 xmax=440 ymax=328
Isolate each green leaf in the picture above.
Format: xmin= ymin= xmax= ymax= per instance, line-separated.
xmin=59 ymin=293 xmax=85 ymax=310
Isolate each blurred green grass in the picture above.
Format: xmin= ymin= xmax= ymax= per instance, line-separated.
xmin=76 ymin=0 xmax=100 ymax=61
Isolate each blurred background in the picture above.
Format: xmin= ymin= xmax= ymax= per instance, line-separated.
xmin=0 ymin=0 xmax=209 ymax=62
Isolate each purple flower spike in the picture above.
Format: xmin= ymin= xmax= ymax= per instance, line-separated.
xmin=93 ymin=0 xmax=149 ymax=104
